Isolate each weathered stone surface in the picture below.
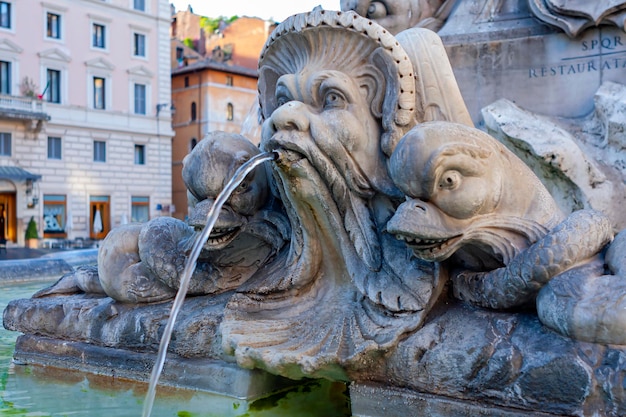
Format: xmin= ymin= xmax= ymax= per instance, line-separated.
xmin=12 ymin=334 xmax=296 ymax=400
xmin=4 ymin=8 xmax=626 ymax=417
xmin=483 ymin=82 xmax=626 ymax=230
xmin=350 ymin=382 xmax=559 ymax=417
xmin=386 ymin=121 xmax=625 ymax=345
xmin=222 ymin=11 xmax=473 ymax=382
xmin=4 ymin=292 xmax=229 ymax=359
xmin=375 ymin=302 xmax=616 ymax=415
xmin=529 ymin=0 xmax=626 ymax=37
xmin=8 ymin=289 xmax=626 ymax=415
xmin=339 ymin=0 xmax=458 ymax=34
xmin=439 ymin=0 xmax=626 ymax=124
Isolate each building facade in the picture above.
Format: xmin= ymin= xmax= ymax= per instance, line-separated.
xmin=170 ymin=60 xmax=259 ymax=221
xmin=0 ymin=0 xmax=173 ymax=246
xmin=169 ymin=13 xmax=271 ymax=221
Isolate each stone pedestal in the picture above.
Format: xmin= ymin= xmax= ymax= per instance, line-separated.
xmin=350 ymin=383 xmax=557 ymax=417
xmin=440 ymin=0 xmax=626 ymax=124
xmin=3 ymin=292 xmax=298 ymax=401
xmin=13 ymin=334 xmax=295 ymax=400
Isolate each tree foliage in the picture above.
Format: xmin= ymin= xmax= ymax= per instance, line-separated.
xmin=183 ymin=37 xmax=195 ymax=49
xmin=25 ymin=216 xmax=38 ymax=239
xmin=200 ymin=15 xmax=239 ymax=34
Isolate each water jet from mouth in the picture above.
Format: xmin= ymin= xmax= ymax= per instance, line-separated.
xmin=142 ymin=151 xmax=277 ymax=417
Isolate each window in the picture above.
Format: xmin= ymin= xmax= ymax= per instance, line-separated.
xmin=184 ymin=76 xmax=189 ymax=87
xmin=93 ymin=77 xmax=105 ymax=109
xmin=0 ymin=2 xmax=10 ymax=29
xmin=46 ymin=12 xmax=61 ymax=39
xmin=133 ymin=33 xmax=145 ymax=57
xmin=94 ymin=140 xmax=106 ymax=162
xmin=176 ymin=47 xmax=183 ymax=63
xmin=226 ymin=75 xmax=233 ymax=86
xmin=134 ymin=83 xmax=146 ymax=115
xmin=46 ymin=69 xmax=60 ymax=103
xmin=47 ymin=136 xmax=62 ymax=159
xmin=191 ymin=102 xmax=196 ymax=121
xmin=190 ymin=138 xmax=197 ymax=151
xmin=92 ymin=23 xmax=105 ymax=48
xmin=133 ymin=0 xmax=145 ymax=12
xmin=134 ymin=144 xmax=145 ymax=165
xmin=227 ymin=103 xmax=234 ymax=121
xmin=0 ymin=132 xmax=10 ymax=156
xmin=0 ymin=61 xmax=10 ymax=94
xmin=131 ymin=196 xmax=149 ymax=223
xmin=43 ymin=194 xmax=66 ymax=237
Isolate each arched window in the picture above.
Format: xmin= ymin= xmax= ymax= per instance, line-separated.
xmin=191 ymin=102 xmax=197 ymax=121
xmin=190 ymin=138 xmax=197 ymax=151
xmin=227 ymin=102 xmax=233 ymax=121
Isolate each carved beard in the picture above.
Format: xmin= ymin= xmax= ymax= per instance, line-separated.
xmin=221 ymin=123 xmax=443 ymax=380
xmin=264 ymin=127 xmax=383 ymax=274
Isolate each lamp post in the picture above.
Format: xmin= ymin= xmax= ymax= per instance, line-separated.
xmin=156 ymin=102 xmax=169 ymax=116
xmin=156 ymin=103 xmax=170 ymax=217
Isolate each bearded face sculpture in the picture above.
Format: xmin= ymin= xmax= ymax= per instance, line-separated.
xmin=221 ymin=10 xmax=469 ymax=379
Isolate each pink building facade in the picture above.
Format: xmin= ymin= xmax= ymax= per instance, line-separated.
xmin=0 ymin=0 xmax=173 ymax=246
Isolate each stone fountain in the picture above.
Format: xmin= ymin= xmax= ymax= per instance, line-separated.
xmin=5 ymin=3 xmax=626 ymax=417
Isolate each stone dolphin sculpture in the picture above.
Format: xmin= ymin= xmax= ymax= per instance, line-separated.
xmin=387 ymin=121 xmax=565 ymax=269
xmin=387 ymin=121 xmax=626 ymax=345
xmin=35 ymin=132 xmax=288 ymax=303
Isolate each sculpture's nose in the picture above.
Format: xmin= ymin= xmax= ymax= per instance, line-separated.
xmin=269 ymin=101 xmax=310 ymax=132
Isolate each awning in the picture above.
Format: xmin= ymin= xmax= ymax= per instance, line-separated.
xmin=0 ymin=166 xmax=42 ymax=181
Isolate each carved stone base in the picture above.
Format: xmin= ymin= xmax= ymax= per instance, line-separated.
xmin=13 ymin=334 xmax=297 ymax=400
xmin=6 ymin=288 xmax=626 ymax=416
xmin=350 ymin=383 xmax=559 ymax=417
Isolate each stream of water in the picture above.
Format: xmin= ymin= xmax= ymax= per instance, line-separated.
xmin=142 ymin=152 xmax=277 ymax=417
xmin=0 ymin=152 xmax=350 ymax=416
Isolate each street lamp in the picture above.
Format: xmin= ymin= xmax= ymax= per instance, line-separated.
xmin=156 ymin=102 xmax=170 ymax=117
xmin=155 ymin=103 xmax=172 ymax=217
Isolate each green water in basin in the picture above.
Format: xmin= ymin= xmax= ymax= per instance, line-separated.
xmin=0 ymin=281 xmax=351 ymax=417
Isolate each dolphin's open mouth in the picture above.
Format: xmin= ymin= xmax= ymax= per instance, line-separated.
xmin=208 ymin=227 xmax=241 ymax=246
xmin=188 ymin=222 xmax=244 ymax=252
xmin=394 ymin=232 xmax=463 ymax=262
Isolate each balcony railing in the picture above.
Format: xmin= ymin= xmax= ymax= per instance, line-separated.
xmin=0 ymin=94 xmax=50 ymax=121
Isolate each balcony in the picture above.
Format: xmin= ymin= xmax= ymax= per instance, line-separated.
xmin=0 ymin=94 xmax=51 ymax=132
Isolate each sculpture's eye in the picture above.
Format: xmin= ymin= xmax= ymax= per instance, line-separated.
xmin=323 ymin=90 xmax=346 ymax=110
xmin=367 ymin=2 xmax=387 ymax=19
xmin=438 ymin=170 xmax=461 ymax=190
xmin=276 ymin=95 xmax=291 ymax=107
xmin=236 ymin=180 xmax=249 ymax=192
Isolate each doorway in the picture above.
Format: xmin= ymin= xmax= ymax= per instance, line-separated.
xmin=0 ymin=193 xmax=16 ymax=242
xmin=89 ymin=195 xmax=110 ymax=240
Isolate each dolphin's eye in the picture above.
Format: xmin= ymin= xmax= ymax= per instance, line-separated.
xmin=276 ymin=95 xmax=291 ymax=107
xmin=367 ymin=2 xmax=387 ymax=19
xmin=236 ymin=181 xmax=249 ymax=193
xmin=323 ymin=90 xmax=346 ymax=110
xmin=438 ymin=170 xmax=461 ymax=190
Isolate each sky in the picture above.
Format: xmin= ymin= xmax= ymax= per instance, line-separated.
xmin=171 ymin=0 xmax=341 ymax=22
